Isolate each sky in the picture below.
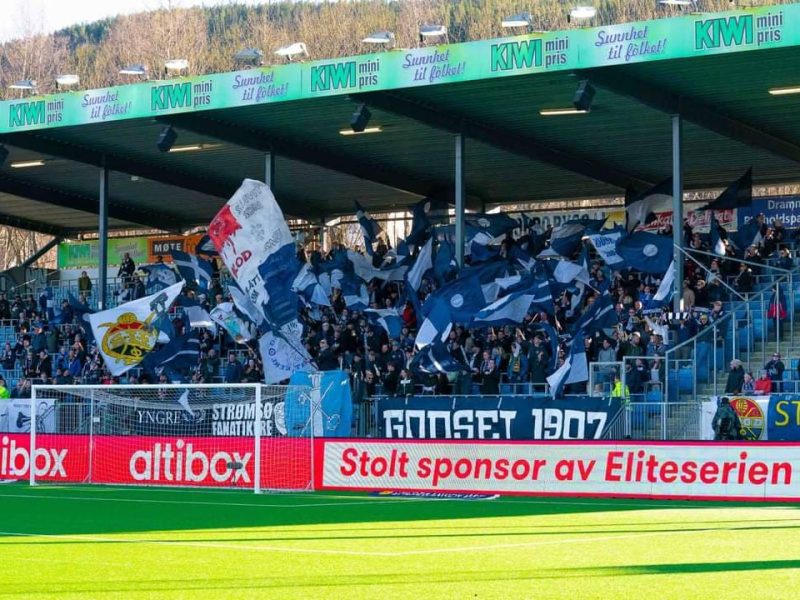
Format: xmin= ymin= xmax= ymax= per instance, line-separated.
xmin=0 ymin=0 xmax=270 ymax=43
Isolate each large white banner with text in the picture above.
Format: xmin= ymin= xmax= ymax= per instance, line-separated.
xmin=316 ymin=440 xmax=800 ymax=501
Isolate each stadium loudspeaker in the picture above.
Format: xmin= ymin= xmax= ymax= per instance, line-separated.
xmin=156 ymin=125 xmax=178 ymax=152
xmin=350 ymin=103 xmax=372 ymax=133
xmin=572 ymin=80 xmax=596 ymax=112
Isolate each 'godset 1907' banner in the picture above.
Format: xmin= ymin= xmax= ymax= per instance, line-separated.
xmin=378 ymin=396 xmax=621 ymax=440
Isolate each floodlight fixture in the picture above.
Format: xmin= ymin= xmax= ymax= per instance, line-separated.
xmin=8 ymin=79 xmax=36 ymax=91
xmin=568 ymin=6 xmax=597 ymax=22
xmin=769 ymin=86 xmax=800 ymax=96
xmin=156 ymin=125 xmax=178 ymax=152
xmin=339 ymin=127 xmax=383 ymax=136
xmin=119 ymin=64 xmax=148 ymax=77
xmin=275 ymin=43 xmax=308 ymax=62
xmin=362 ymin=31 xmax=395 ymax=46
xmin=10 ymin=160 xmax=46 ymax=168
xmin=350 ymin=103 xmax=372 ymax=133
xmin=55 ymin=74 xmax=80 ymax=90
xmin=572 ymin=79 xmax=596 ymax=112
xmin=502 ymin=12 xmax=532 ymax=28
xmin=539 ymin=108 xmax=589 ymax=116
xmin=234 ymin=48 xmax=264 ymax=66
xmin=419 ymin=24 xmax=448 ymax=44
xmin=164 ymin=59 xmax=189 ymax=74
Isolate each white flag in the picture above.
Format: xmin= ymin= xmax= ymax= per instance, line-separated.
xmin=259 ymin=331 xmax=313 ymax=384
xmin=88 ymin=281 xmax=184 ymax=376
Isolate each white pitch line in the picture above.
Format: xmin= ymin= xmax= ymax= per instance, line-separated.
xmin=0 ymin=492 xmax=435 ymax=509
xmin=0 ymin=530 xmax=397 ymax=558
xmin=0 ymin=523 xmax=768 ymax=559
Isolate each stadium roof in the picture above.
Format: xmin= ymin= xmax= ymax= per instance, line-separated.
xmin=0 ymin=3 xmax=798 ymax=236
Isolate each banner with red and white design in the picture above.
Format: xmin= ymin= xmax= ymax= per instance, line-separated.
xmin=314 ymin=439 xmax=800 ymax=502
xmin=1 ymin=434 xmax=311 ymax=489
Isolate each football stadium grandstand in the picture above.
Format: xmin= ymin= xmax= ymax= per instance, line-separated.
xmin=1 ymin=2 xmax=800 ymax=598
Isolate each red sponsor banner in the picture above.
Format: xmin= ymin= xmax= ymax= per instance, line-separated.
xmin=2 ymin=434 xmax=310 ymax=489
xmin=314 ymin=439 xmax=800 ymax=502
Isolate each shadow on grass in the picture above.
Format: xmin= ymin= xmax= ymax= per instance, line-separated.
xmin=2 ymin=560 xmax=800 ymax=595
xmin=0 ymin=483 xmax=796 ymax=538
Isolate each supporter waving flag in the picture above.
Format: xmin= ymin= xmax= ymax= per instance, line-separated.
xmin=139 ymin=263 xmax=179 ymax=294
xmin=615 ymin=231 xmax=673 ymax=274
xmin=701 ymin=168 xmax=752 ymax=211
xmin=625 ymin=177 xmax=672 ymax=232
xmin=208 ymin=179 xmax=300 ymax=333
xmin=354 ymin=200 xmax=383 ymax=256
xmin=87 ymin=281 xmax=184 ymax=376
xmin=546 ymin=337 xmax=589 ymax=398
xmin=170 ymin=250 xmax=213 ymax=290
xmin=411 ymin=342 xmax=463 ymax=374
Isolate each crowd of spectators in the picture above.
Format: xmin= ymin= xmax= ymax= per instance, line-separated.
xmin=0 ymin=213 xmax=795 ymax=402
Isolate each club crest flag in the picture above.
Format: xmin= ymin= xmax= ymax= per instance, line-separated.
xmin=258 ymin=331 xmax=313 ymax=384
xmin=208 ymin=179 xmax=294 ymax=323
xmin=88 ymin=281 xmax=185 ymax=376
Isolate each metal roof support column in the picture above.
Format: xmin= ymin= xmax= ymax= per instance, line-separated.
xmin=454 ymin=132 xmax=466 ymax=267
xmin=98 ymin=158 xmax=109 ymax=311
xmin=319 ymin=218 xmax=327 ymax=253
xmin=672 ymin=115 xmax=684 ymax=313
xmin=265 ymin=150 xmax=275 ymax=188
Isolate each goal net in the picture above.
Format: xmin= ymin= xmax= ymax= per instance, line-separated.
xmin=20 ymin=383 xmax=315 ymax=492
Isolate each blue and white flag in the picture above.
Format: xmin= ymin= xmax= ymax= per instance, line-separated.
xmin=141 ymin=330 xmax=200 ymax=376
xmin=195 ymin=234 xmax=218 ymax=256
xmin=415 ymin=297 xmax=453 ymax=349
xmin=87 ymin=281 xmax=184 ymax=376
xmin=411 ymin=343 xmax=463 ymax=374
xmin=615 ymin=231 xmax=674 ymax=274
xmin=572 ymin=293 xmax=618 ymax=335
xmin=546 ymin=338 xmax=589 ymax=398
xmin=433 ymin=239 xmax=458 ymax=284
xmin=140 ymin=264 xmax=179 ymax=294
xmin=586 ymin=227 xmax=625 ymax=266
xmin=405 ymin=237 xmax=433 ymax=292
xmin=701 ymin=168 xmax=752 ymax=211
xmin=548 ymin=222 xmax=585 ymax=257
xmin=210 ymin=301 xmax=257 ymax=343
xmin=355 ymin=200 xmax=383 ymax=255
xmin=465 ymin=213 xmax=518 ymax=240
xmin=709 ymin=215 xmax=727 ymax=256
xmin=259 ymin=330 xmax=313 ymax=384
xmin=731 ymin=216 xmax=763 ymax=250
xmin=171 ymin=250 xmax=213 ymax=290
xmin=364 ymin=308 xmax=402 ymax=339
xmin=183 ymin=305 xmax=216 ymax=332
xmin=209 ymin=179 xmax=299 ymax=331
xmin=474 ymin=273 xmax=553 ymax=326
xmin=625 ymin=178 xmax=672 ymax=232
xmin=291 ymin=263 xmax=331 ymax=307
xmin=421 ymin=272 xmax=488 ymax=325
xmin=653 ymin=261 xmax=675 ymax=305
xmin=339 ymin=274 xmax=369 ymax=310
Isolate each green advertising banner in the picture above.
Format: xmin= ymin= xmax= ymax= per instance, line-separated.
xmin=57 ymin=237 xmax=149 ymax=269
xmin=1 ymin=4 xmax=795 ymax=133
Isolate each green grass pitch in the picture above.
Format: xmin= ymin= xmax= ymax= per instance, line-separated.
xmin=0 ymin=485 xmax=798 ymax=599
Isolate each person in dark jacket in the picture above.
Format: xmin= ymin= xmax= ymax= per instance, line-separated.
xmin=223 ymin=353 xmax=243 ymax=383
xmin=724 ymin=359 xmax=745 ymax=394
xmin=479 ymin=350 xmax=500 ymax=395
xmin=316 ymin=339 xmax=339 ymax=371
xmin=765 ymin=352 xmax=785 ymax=393
xmin=712 ymin=397 xmax=741 ymax=440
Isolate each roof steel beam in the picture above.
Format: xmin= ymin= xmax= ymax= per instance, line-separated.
xmin=1 ymin=131 xmax=237 ymax=199
xmin=583 ymin=68 xmax=800 ymax=165
xmin=0 ymin=175 xmax=184 ymax=232
xmin=352 ymin=91 xmax=653 ymax=190
xmin=1 ymin=132 xmax=320 ymax=221
xmin=160 ymin=113 xmax=434 ymax=197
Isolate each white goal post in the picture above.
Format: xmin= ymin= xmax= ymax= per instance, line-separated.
xmin=24 ymin=382 xmax=317 ymax=492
